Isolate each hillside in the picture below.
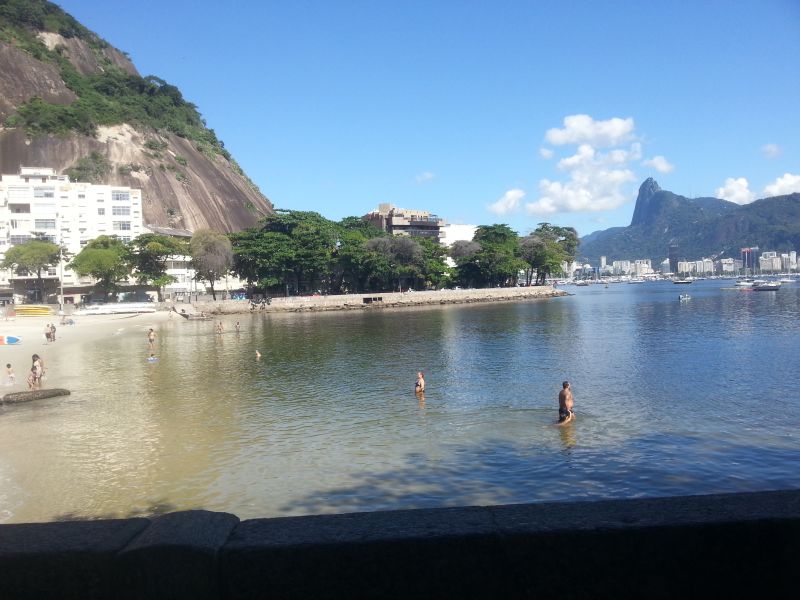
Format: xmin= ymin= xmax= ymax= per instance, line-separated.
xmin=579 ymin=178 xmax=800 ymax=263
xmin=0 ymin=0 xmax=272 ymax=232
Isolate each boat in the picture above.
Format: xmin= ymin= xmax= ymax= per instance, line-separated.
xmin=673 ymin=278 xmax=693 ymax=284
xmin=735 ymin=279 xmax=754 ymax=288
xmin=679 ymin=294 xmax=691 ymax=302
xmin=753 ymin=281 xmax=781 ymax=291
xmin=0 ymin=335 xmax=22 ymax=345
xmin=778 ymin=277 xmax=794 ymax=283
xmin=574 ymin=281 xmax=590 ymax=287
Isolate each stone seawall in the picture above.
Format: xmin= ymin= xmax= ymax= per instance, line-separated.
xmin=1 ymin=490 xmax=796 ymax=599
xmin=183 ymin=286 xmax=567 ymax=315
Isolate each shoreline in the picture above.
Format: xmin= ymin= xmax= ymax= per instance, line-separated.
xmin=180 ymin=286 xmax=567 ymax=315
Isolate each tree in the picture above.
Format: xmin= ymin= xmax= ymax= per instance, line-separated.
xmin=521 ymin=223 xmax=579 ymax=284
xmin=365 ymin=236 xmax=424 ymax=291
xmin=68 ymin=235 xmax=130 ymax=300
xmin=1 ymin=239 xmax=60 ymax=302
xmin=126 ymin=233 xmax=187 ymax=300
xmin=472 ymin=224 xmax=525 ymax=287
xmin=189 ymin=229 xmax=233 ymax=301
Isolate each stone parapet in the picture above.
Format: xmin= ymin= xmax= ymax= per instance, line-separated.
xmin=183 ymin=286 xmax=567 ymax=315
xmin=0 ymin=490 xmax=797 ymax=599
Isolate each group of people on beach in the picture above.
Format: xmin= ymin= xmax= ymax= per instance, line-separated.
xmin=43 ymin=323 xmax=57 ymax=343
xmin=5 ymin=355 xmax=46 ymax=390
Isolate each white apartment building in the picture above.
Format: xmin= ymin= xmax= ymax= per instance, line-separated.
xmin=0 ymin=167 xmax=144 ymax=302
xmin=612 ymin=260 xmax=631 ymax=275
xmin=759 ymin=251 xmax=782 ymax=272
xmin=633 ymin=259 xmax=654 ymax=277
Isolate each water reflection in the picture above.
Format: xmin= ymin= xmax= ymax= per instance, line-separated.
xmin=0 ymin=282 xmax=798 ymax=523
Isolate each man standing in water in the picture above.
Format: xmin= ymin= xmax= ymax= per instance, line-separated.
xmin=558 ymin=381 xmax=574 ymax=424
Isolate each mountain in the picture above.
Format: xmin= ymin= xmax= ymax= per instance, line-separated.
xmin=0 ymin=0 xmax=272 ymax=232
xmin=579 ymin=178 xmax=800 ymax=264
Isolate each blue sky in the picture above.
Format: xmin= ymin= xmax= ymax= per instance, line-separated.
xmin=57 ymin=0 xmax=800 ymax=236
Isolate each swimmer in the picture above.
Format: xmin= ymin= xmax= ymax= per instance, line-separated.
xmin=147 ymin=328 xmax=156 ymax=349
xmin=235 ymin=321 xmax=241 ymax=334
xmin=557 ymin=381 xmax=574 ymax=425
xmin=216 ymin=321 xmax=224 ymax=335
xmin=147 ymin=353 xmax=158 ymax=362
xmin=415 ymin=371 xmax=425 ymax=393
xmin=255 ymin=350 xmax=261 ymax=360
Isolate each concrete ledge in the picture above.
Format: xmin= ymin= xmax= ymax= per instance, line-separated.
xmin=1 ymin=491 xmax=797 ymax=599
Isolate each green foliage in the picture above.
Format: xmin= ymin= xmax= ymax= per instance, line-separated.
xmin=144 ymin=139 xmax=167 ymax=151
xmin=0 ymin=0 xmax=96 ymax=42
xmin=117 ymin=162 xmax=144 ymax=176
xmin=174 ymin=155 xmax=187 ymax=166
xmin=68 ymin=235 xmax=130 ymax=298
xmin=1 ymin=238 xmax=60 ymax=300
xmin=520 ymin=223 xmax=578 ymax=285
xmin=65 ymin=151 xmax=110 ymax=183
xmin=174 ymin=171 xmax=189 ymax=183
xmin=190 ymin=229 xmax=232 ymax=300
xmin=453 ymin=224 xmax=524 ymax=288
xmin=126 ymin=233 xmax=187 ymax=295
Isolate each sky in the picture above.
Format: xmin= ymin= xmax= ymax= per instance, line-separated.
xmin=55 ymin=0 xmax=800 ymax=237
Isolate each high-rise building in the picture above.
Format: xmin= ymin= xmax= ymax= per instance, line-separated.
xmin=668 ymin=243 xmax=679 ymax=274
xmin=0 ymin=167 xmax=144 ymax=302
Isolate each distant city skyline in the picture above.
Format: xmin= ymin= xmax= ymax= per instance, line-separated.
xmin=55 ymin=0 xmax=800 ymax=237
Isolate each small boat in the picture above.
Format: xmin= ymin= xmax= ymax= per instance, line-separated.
xmin=735 ymin=279 xmax=754 ymax=288
xmin=75 ymin=302 xmax=156 ymax=315
xmin=575 ymin=281 xmax=590 ymax=287
xmin=0 ymin=335 xmax=22 ymax=345
xmin=778 ymin=278 xmax=794 ymax=283
xmin=753 ymin=281 xmax=781 ymax=291
xmin=679 ymin=294 xmax=691 ymax=301
xmin=673 ymin=278 xmax=693 ymax=284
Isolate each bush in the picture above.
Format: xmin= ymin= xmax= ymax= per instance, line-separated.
xmin=174 ymin=155 xmax=187 ymax=166
xmin=65 ymin=151 xmax=110 ymax=182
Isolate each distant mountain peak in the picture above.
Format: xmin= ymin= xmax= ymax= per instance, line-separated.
xmin=630 ymin=178 xmax=664 ymax=226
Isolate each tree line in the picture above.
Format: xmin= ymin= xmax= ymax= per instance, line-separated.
xmin=1 ymin=210 xmax=578 ymax=301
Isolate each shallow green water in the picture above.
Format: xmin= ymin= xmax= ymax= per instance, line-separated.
xmin=1 ymin=280 xmax=798 ymax=523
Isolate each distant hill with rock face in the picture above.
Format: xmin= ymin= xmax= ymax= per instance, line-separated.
xmin=0 ymin=0 xmax=272 ymax=232
xmin=579 ymin=178 xmax=800 ymax=264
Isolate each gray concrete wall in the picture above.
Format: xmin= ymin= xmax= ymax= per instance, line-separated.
xmin=183 ymin=286 xmax=567 ymax=315
xmin=1 ymin=490 xmax=797 ymax=599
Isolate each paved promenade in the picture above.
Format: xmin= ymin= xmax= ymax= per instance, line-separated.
xmin=185 ymin=286 xmax=567 ymax=315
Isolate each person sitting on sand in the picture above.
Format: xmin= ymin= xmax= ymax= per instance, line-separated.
xmin=558 ymin=381 xmax=574 ymax=424
xmin=415 ymin=371 xmax=425 ymax=393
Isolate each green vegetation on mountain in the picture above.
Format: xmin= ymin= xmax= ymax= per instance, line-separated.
xmin=1 ymin=0 xmax=231 ymax=159
xmin=579 ymin=178 xmax=800 ymax=263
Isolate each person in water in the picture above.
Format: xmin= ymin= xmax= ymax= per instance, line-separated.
xmin=558 ymin=381 xmax=574 ymax=424
xmin=147 ymin=328 xmax=156 ymax=350
xmin=415 ymin=371 xmax=425 ymax=393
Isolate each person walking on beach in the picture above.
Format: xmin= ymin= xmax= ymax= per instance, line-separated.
xmin=5 ymin=363 xmax=15 ymax=386
xmin=558 ymin=381 xmax=574 ymax=424
xmin=50 ymin=323 xmax=56 ymax=342
xmin=44 ymin=324 xmax=51 ymax=344
xmin=415 ymin=371 xmax=425 ymax=393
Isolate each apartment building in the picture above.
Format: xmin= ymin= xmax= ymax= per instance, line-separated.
xmin=363 ymin=203 xmax=446 ymax=241
xmin=0 ymin=167 xmax=144 ymax=302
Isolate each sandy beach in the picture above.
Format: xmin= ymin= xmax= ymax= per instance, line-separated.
xmin=0 ymin=311 xmax=171 ymax=397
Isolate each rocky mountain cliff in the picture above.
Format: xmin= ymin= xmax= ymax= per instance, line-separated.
xmin=0 ymin=0 xmax=272 ymax=232
xmin=579 ymin=178 xmax=800 ymax=263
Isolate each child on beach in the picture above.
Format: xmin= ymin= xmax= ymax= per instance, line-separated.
xmin=5 ymin=363 xmax=15 ymax=386
xmin=26 ymin=366 xmax=37 ymax=390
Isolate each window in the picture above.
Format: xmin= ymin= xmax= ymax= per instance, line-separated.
xmin=120 ymin=236 xmax=131 ymax=243
xmin=34 ymin=219 xmax=56 ymax=229
xmin=112 ymin=221 xmax=131 ymax=231
xmin=98 ymin=208 xmax=106 ymax=216
xmin=33 ymin=187 xmax=55 ymax=198
xmin=9 ymin=235 xmax=31 ymax=245
xmin=78 ymin=194 xmax=85 ymax=199
xmin=47 ymin=267 xmax=57 ymax=276
xmin=112 ymin=206 xmax=130 ymax=216
xmin=112 ymin=190 xmax=130 ymax=202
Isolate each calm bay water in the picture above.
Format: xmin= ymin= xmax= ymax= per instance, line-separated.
xmin=1 ymin=280 xmax=799 ymax=523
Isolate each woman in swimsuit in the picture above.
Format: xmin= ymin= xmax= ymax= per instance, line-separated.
xmin=415 ymin=371 xmax=425 ymax=393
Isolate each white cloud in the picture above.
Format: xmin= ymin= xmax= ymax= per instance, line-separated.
xmin=415 ymin=171 xmax=435 ymax=184
xmin=487 ymin=188 xmax=526 ymax=215
xmin=545 ymin=114 xmax=635 ymax=148
xmin=763 ymin=172 xmax=800 ymax=197
xmin=539 ymin=147 xmax=554 ymax=159
xmin=715 ymin=177 xmax=755 ymax=204
xmin=642 ymin=155 xmax=674 ymax=174
xmin=761 ymin=143 xmax=781 ymax=159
